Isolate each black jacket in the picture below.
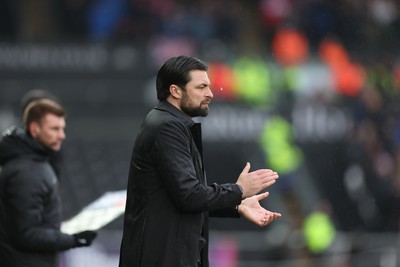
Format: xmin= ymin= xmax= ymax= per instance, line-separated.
xmin=0 ymin=127 xmax=76 ymax=267
xmin=119 ymin=101 xmax=242 ymax=267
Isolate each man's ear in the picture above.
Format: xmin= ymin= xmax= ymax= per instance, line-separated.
xmin=29 ymin=122 xmax=40 ymax=138
xmin=169 ymin=85 xmax=182 ymax=99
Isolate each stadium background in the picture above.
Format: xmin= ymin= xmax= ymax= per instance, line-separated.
xmin=1 ymin=0 xmax=400 ymax=266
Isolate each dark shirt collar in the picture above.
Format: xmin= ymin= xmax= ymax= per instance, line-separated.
xmin=0 ymin=126 xmax=55 ymax=164
xmin=154 ymin=100 xmax=196 ymax=128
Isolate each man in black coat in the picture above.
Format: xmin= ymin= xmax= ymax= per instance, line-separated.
xmin=0 ymin=98 xmax=97 ymax=267
xmin=119 ymin=55 xmax=281 ymax=267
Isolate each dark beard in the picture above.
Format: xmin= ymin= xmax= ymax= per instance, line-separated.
xmin=181 ymin=104 xmax=209 ymax=117
xmin=181 ymin=91 xmax=209 ymax=117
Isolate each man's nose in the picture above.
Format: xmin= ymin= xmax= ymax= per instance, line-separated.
xmin=206 ymin=87 xmax=214 ymax=99
xmin=59 ymin=130 xmax=66 ymax=140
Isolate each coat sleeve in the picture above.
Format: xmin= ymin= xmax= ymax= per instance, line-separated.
xmin=210 ymin=206 xmax=240 ymax=218
xmin=5 ymin=166 xmax=76 ymax=252
xmin=153 ymin=120 xmax=242 ymax=213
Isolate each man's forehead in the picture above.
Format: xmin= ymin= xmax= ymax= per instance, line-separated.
xmin=41 ymin=113 xmax=65 ymax=125
xmin=188 ymin=70 xmax=210 ymax=83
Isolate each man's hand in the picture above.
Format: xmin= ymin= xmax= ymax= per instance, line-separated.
xmin=238 ymin=192 xmax=281 ymax=227
xmin=73 ymin=230 xmax=97 ymax=247
xmin=236 ymin=162 xmax=279 ymax=199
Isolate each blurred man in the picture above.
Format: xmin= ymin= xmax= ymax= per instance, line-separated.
xmin=20 ymin=89 xmax=63 ymax=177
xmin=0 ymin=98 xmax=97 ymax=267
xmin=119 ymin=55 xmax=281 ymax=267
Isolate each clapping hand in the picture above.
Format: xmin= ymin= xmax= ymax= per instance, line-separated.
xmin=238 ymin=192 xmax=281 ymax=227
xmin=236 ymin=162 xmax=279 ymax=199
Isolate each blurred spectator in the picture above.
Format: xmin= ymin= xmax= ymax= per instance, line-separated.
xmin=0 ymin=98 xmax=97 ymax=267
xmin=0 ymin=0 xmax=397 ymax=59
xmin=87 ymin=0 xmax=126 ymax=41
xmin=18 ymin=0 xmax=60 ymax=41
xmin=20 ymin=90 xmax=63 ymax=177
xmin=297 ymin=0 xmax=337 ymax=49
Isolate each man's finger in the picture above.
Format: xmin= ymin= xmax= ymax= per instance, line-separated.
xmin=262 ymin=179 xmax=276 ymax=188
xmin=256 ymin=192 xmax=269 ymax=201
xmin=241 ymin=162 xmax=251 ymax=175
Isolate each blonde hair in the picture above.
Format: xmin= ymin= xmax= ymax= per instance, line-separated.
xmin=23 ymin=98 xmax=65 ymax=127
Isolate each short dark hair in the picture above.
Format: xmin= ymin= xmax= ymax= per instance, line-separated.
xmin=156 ymin=55 xmax=208 ymax=100
xmin=23 ymin=99 xmax=66 ymax=127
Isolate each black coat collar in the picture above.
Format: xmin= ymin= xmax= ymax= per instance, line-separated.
xmin=154 ymin=100 xmax=196 ymax=128
xmin=155 ymin=100 xmax=203 ymax=154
